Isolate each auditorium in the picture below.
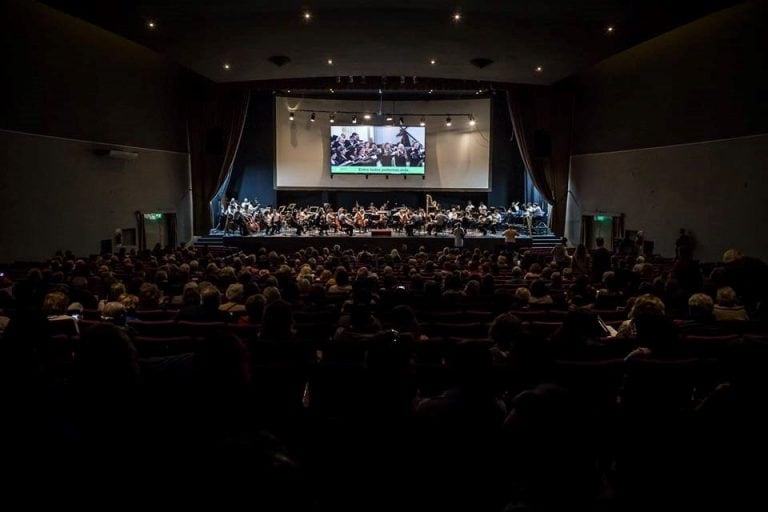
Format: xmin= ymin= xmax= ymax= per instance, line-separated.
xmin=1 ymin=1 xmax=767 ymax=509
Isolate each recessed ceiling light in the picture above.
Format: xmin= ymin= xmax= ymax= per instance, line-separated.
xmin=469 ymin=115 xmax=476 ymax=126
xmin=430 ymin=58 xmax=436 ymax=65
xmin=303 ymin=12 xmax=311 ymax=20
xmin=446 ymin=117 xmax=452 ymax=127
xmin=453 ymin=13 xmax=461 ymax=21
xmin=419 ymin=117 xmax=426 ymax=127
xmin=147 ymin=20 xmax=156 ymax=29
xmin=386 ymin=115 xmax=393 ymax=122
xmin=363 ymin=113 xmax=372 ymax=120
xmin=327 ymin=58 xmax=333 ymax=65
xmin=223 ymin=63 xmax=231 ymax=70
xmin=289 ymin=112 xmax=295 ymax=121
xmin=329 ymin=88 xmax=334 ymax=93
xmin=535 ymin=66 xmax=543 ymax=73
xmin=606 ymin=25 xmax=615 ymax=34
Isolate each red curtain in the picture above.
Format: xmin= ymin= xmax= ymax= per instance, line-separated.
xmin=505 ymin=86 xmax=573 ymax=235
xmin=188 ymin=87 xmax=251 ymax=235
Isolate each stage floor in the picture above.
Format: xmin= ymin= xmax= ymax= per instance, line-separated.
xmin=214 ymin=230 xmax=537 ymax=254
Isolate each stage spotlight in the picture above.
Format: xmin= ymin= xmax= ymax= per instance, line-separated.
xmin=386 ymin=115 xmax=393 ymax=122
xmin=364 ymin=113 xmax=372 ymax=120
xmin=329 ymin=113 xmax=335 ymax=123
xmin=289 ymin=112 xmax=295 ymax=121
xmin=469 ymin=115 xmax=476 ymax=126
xmin=419 ymin=117 xmax=426 ymax=127
xmin=399 ymin=117 xmax=404 ymax=126
xmin=310 ymin=112 xmax=316 ymax=122
xmin=453 ymin=12 xmax=461 ymax=22
xmin=352 ymin=115 xmax=357 ymax=124
xmin=446 ymin=116 xmax=452 ymax=127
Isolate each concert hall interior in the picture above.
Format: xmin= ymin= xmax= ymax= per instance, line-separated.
xmin=1 ymin=0 xmax=767 ymax=509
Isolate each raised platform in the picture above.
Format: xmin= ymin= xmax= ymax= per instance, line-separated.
xmin=196 ymin=231 xmax=563 ymax=255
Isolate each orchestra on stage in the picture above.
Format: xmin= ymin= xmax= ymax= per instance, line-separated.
xmin=216 ymin=196 xmax=548 ymax=237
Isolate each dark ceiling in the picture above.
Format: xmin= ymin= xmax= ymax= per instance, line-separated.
xmin=42 ymin=0 xmax=744 ymax=87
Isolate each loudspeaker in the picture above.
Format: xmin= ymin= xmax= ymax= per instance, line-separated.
xmin=533 ymin=129 xmax=551 ymax=157
xmin=371 ymin=229 xmax=392 ymax=237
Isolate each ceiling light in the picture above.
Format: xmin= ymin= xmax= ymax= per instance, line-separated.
xmin=385 ymin=115 xmax=393 ymax=122
xmin=329 ymin=113 xmax=335 ymax=123
xmin=535 ymin=66 xmax=543 ymax=73
xmin=286 ymin=89 xmax=291 ymax=93
xmin=606 ymin=25 xmax=615 ymax=34
xmin=363 ymin=113 xmax=372 ymax=120
xmin=303 ymin=12 xmax=311 ymax=20
xmin=289 ymin=112 xmax=295 ymax=121
xmin=469 ymin=115 xmax=476 ymax=126
xmin=453 ymin=13 xmax=462 ymax=21
xmin=147 ymin=20 xmax=156 ymax=29
xmin=329 ymin=88 xmax=334 ymax=93
xmin=446 ymin=117 xmax=452 ymax=127
xmin=419 ymin=117 xmax=426 ymax=127
xmin=327 ymin=58 xmax=333 ymax=65
xmin=428 ymin=89 xmax=433 ymax=94
xmin=223 ymin=63 xmax=231 ymax=70
xmin=399 ymin=117 xmax=405 ymax=126
xmin=351 ymin=115 xmax=357 ymax=124
xmin=430 ymin=58 xmax=436 ymax=65
xmin=310 ymin=112 xmax=316 ymax=122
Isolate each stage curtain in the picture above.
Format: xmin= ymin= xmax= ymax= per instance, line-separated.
xmin=188 ymin=87 xmax=251 ymax=235
xmin=505 ymin=86 xmax=573 ymax=235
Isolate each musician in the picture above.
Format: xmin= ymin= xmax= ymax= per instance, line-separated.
xmin=427 ymin=210 xmax=448 ymax=235
xmin=504 ymin=226 xmax=519 ymax=253
xmin=465 ymin=200 xmax=475 ymax=213
xmin=478 ymin=201 xmax=487 ymax=215
xmin=266 ymin=209 xmax=282 ymax=235
xmin=354 ymin=207 xmax=367 ymax=233
xmin=338 ymin=209 xmax=354 ymax=236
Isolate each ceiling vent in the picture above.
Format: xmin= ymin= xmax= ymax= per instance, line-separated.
xmin=267 ymin=55 xmax=291 ymax=67
xmin=470 ymin=58 xmax=494 ymax=69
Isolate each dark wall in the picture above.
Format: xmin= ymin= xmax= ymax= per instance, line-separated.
xmin=0 ymin=0 xmax=198 ymax=152
xmin=231 ymin=91 xmax=524 ymax=209
xmin=567 ymin=1 xmax=768 ymax=154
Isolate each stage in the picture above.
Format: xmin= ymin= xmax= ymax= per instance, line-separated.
xmin=196 ymin=230 xmax=562 ymax=255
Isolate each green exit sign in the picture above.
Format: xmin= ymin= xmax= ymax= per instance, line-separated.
xmin=144 ymin=213 xmax=164 ymax=221
xmin=594 ymin=215 xmax=611 ymax=222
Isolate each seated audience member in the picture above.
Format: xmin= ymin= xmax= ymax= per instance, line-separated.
xmin=137 ymin=282 xmax=163 ymax=310
xmin=488 ymin=313 xmax=524 ymax=365
xmin=328 ymin=267 xmax=353 ymax=295
xmin=219 ymin=283 xmax=247 ymax=315
xmin=529 ymin=279 xmax=553 ymax=305
xmin=389 ymin=304 xmax=427 ymax=341
xmin=713 ymin=286 xmax=749 ymax=322
xmin=259 ymin=299 xmax=295 ymax=341
xmin=513 ymin=286 xmax=531 ymax=308
xmin=239 ymin=294 xmax=266 ymax=325
xmin=69 ymin=276 xmax=98 ymax=309
xmin=594 ymin=271 xmax=624 ymax=310
xmin=677 ymin=293 xmax=721 ymax=335
xmin=570 ymin=244 xmax=592 ymax=278
xmin=262 ymin=286 xmax=282 ymax=305
xmin=98 ymin=282 xmax=126 ymax=312
xmin=615 ymin=293 xmax=665 ymax=338
xmin=177 ymin=286 xmax=230 ymax=323
xmin=524 ymin=263 xmax=543 ymax=281
xmin=550 ymin=309 xmax=608 ymax=359
xmin=43 ymin=291 xmax=79 ymax=336
xmin=624 ymin=313 xmax=681 ymax=360
xmin=502 ymin=384 xmax=597 ymax=511
xmin=100 ymin=301 xmax=128 ymax=326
